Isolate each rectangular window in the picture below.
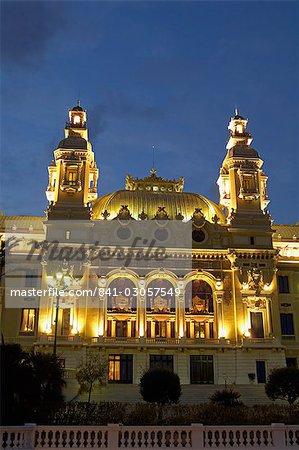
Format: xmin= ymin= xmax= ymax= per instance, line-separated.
xmin=280 ymin=313 xmax=295 ymax=336
xmin=186 ymin=322 xmax=190 ymax=338
xmin=67 ymin=171 xmax=77 ymax=185
xmin=154 ymin=321 xmax=167 ymax=338
xmin=250 ymin=312 xmax=264 ymax=338
xmin=25 ymin=270 xmax=37 ymax=287
xmin=250 ymin=236 xmax=255 ymax=245
xmin=61 ymin=308 xmax=71 ymax=335
xmin=20 ymin=309 xmax=36 ymax=334
xmin=256 ymin=361 xmax=266 ymax=383
xmin=116 ymin=321 xmax=127 ymax=337
xmin=209 ymin=322 xmax=214 ymax=339
xmin=131 ymin=321 xmax=136 ymax=338
xmin=147 ymin=321 xmax=151 ymax=338
xmin=150 ymin=355 xmax=173 ymax=371
xmin=278 ymin=276 xmax=289 ymax=293
xmin=170 ymin=322 xmax=175 ymax=338
xmin=107 ymin=320 xmax=112 ymax=337
xmin=190 ymin=355 xmax=214 ymax=384
xmin=108 ymin=354 xmax=133 ymax=384
xmin=286 ymin=358 xmax=297 ymax=368
xmin=194 ymin=322 xmax=205 ymax=339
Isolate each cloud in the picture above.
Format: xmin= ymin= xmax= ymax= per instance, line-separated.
xmin=1 ymin=1 xmax=66 ymax=67
xmin=88 ymin=91 xmax=164 ymax=138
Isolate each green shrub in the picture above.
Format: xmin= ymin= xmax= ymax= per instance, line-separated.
xmin=209 ymin=388 xmax=242 ymax=407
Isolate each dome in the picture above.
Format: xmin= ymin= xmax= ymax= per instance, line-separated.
xmin=72 ymin=105 xmax=84 ymax=111
xmin=228 ymin=144 xmax=259 ymax=158
xmin=57 ymin=136 xmax=87 ymax=149
xmin=92 ymin=189 xmax=225 ymax=223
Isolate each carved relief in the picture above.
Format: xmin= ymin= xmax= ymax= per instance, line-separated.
xmin=116 ymin=205 xmax=133 ymax=220
xmin=243 ymin=296 xmax=266 ymax=310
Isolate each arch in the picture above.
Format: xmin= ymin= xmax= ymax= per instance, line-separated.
xmin=185 ymin=279 xmax=214 ymax=314
xmin=184 ymin=270 xmax=218 ymax=290
xmin=106 ymin=268 xmax=139 ymax=284
xmin=106 ymin=277 xmax=137 ymax=312
xmin=145 ymin=269 xmax=179 ymax=285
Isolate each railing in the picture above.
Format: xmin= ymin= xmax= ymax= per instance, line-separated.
xmin=89 ymin=336 xmax=232 ymax=346
xmin=1 ymin=423 xmax=299 ymax=449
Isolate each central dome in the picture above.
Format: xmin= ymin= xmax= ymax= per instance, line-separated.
xmin=92 ymin=170 xmax=225 ymax=222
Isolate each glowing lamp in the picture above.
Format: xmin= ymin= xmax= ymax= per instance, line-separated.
xmin=47 ymin=275 xmax=54 ymax=286
xmin=73 ymin=115 xmax=81 ymax=125
xmin=64 ymin=276 xmax=71 ymax=287
xmin=56 ymin=272 xmax=63 ymax=282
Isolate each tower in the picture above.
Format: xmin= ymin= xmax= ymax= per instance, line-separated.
xmin=46 ymin=102 xmax=98 ymax=219
xmin=217 ymin=110 xmax=271 ymax=236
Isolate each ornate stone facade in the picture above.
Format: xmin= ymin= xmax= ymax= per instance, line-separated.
xmin=0 ymin=106 xmax=298 ymax=402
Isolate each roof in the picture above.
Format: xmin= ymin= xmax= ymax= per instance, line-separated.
xmin=273 ymin=224 xmax=299 ymax=241
xmin=92 ymin=190 xmax=226 ymax=223
xmin=71 ymin=105 xmax=84 ymax=112
xmin=0 ymin=216 xmax=45 ymax=232
xmin=57 ymin=136 xmax=87 ymax=149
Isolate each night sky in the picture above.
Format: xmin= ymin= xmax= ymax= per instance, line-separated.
xmin=1 ymin=1 xmax=298 ymax=224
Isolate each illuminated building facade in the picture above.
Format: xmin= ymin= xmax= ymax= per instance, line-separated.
xmin=0 ymin=104 xmax=298 ymax=403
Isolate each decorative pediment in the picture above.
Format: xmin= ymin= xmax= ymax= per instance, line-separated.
xmin=242 ymin=296 xmax=267 ymax=310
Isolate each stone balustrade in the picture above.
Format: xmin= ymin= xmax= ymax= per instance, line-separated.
xmin=1 ymin=423 xmax=298 ymax=449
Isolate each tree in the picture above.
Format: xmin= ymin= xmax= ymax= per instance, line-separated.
xmin=140 ymin=368 xmax=181 ymax=422
xmin=210 ymin=388 xmax=242 ymax=407
xmin=27 ymin=351 xmax=65 ymax=403
xmin=76 ymin=354 xmax=107 ymax=403
xmin=265 ymin=367 xmax=299 ymax=405
xmin=0 ymin=345 xmax=65 ymax=424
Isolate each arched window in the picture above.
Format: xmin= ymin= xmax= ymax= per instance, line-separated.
xmin=146 ymin=279 xmax=175 ymax=313
xmin=107 ymin=278 xmax=137 ymax=312
xmin=185 ymin=280 xmax=213 ymax=314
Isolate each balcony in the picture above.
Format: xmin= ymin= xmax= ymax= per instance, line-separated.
xmin=89 ymin=336 xmax=233 ymax=348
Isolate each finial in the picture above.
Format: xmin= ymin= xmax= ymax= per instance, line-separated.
xmin=152 ymin=145 xmax=155 ymax=171
xmin=234 ymin=106 xmax=238 ymax=116
xmin=77 ymin=99 xmax=81 ymax=107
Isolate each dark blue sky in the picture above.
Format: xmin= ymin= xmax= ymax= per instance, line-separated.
xmin=1 ymin=1 xmax=298 ymax=224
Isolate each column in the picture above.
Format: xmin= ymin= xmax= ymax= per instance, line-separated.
xmin=137 ymin=278 xmax=146 ymax=338
xmin=98 ymin=276 xmax=107 ymax=336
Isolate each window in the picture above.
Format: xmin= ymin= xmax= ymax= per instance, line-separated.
xmin=116 ymin=321 xmax=127 ymax=337
xmin=286 ymin=358 xmax=297 ymax=368
xmin=61 ymin=309 xmax=71 ymax=335
xmin=67 ymin=170 xmax=77 ymax=185
xmin=150 ymin=355 xmax=173 ymax=371
xmin=25 ymin=270 xmax=37 ymax=287
xmin=250 ymin=236 xmax=255 ymax=245
xmin=280 ymin=313 xmax=295 ymax=336
xmin=20 ymin=309 xmax=36 ymax=334
xmin=256 ymin=361 xmax=266 ymax=383
xmin=154 ymin=321 xmax=167 ymax=338
xmin=278 ymin=276 xmax=289 ymax=293
xmin=250 ymin=312 xmax=264 ymax=338
xmin=190 ymin=355 xmax=214 ymax=384
xmin=108 ymin=355 xmax=133 ymax=383
xmin=185 ymin=280 xmax=213 ymax=314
